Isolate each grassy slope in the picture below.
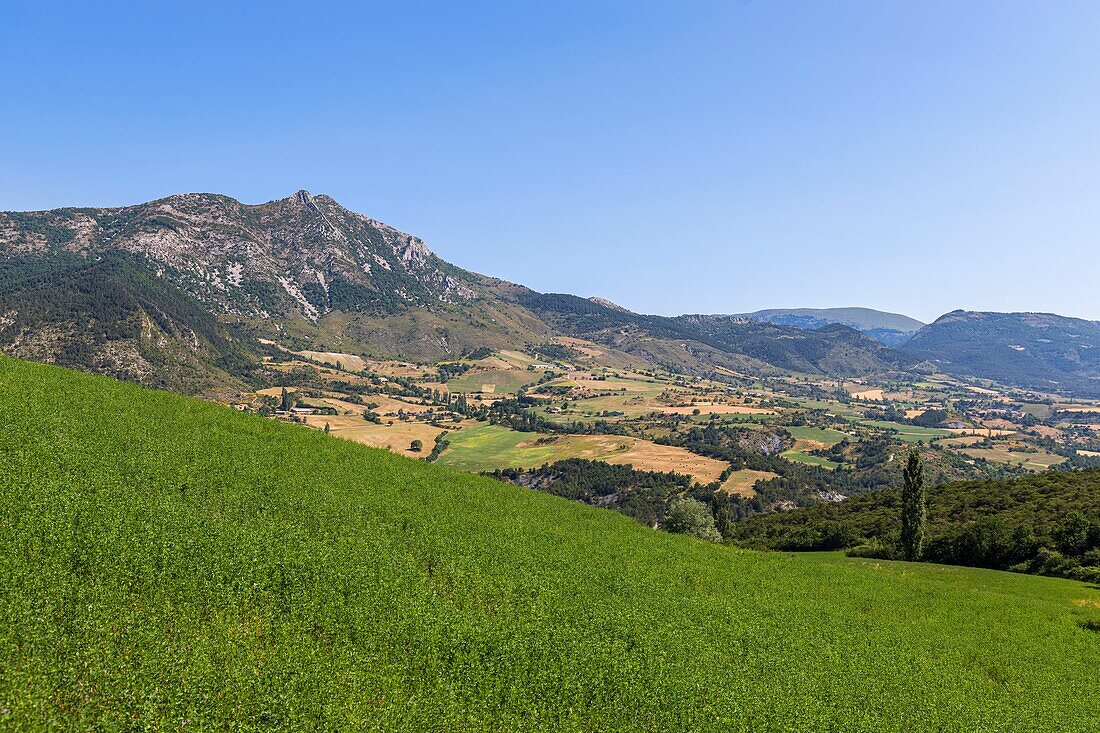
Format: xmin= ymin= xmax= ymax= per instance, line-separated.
xmin=0 ymin=356 xmax=1098 ymax=731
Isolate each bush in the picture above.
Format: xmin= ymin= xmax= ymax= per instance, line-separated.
xmin=846 ymin=540 xmax=900 ymax=560
xmin=661 ymin=497 xmax=722 ymax=542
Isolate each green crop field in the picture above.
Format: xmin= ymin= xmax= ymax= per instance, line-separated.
xmin=781 ymin=449 xmax=842 ymax=469
xmin=856 ymin=419 xmax=954 ymax=442
xmin=785 ymin=425 xmax=853 ymax=446
xmin=435 ymin=422 xmax=614 ymax=471
xmin=1 ymin=356 xmax=1099 ymax=731
xmin=446 ymin=368 xmax=540 ymax=395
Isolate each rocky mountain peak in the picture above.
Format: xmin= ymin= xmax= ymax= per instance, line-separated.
xmin=0 ymin=191 xmax=483 ymax=325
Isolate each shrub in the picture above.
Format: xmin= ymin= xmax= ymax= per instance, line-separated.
xmin=661 ymin=497 xmax=721 ymax=542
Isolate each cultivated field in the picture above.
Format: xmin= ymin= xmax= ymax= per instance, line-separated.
xmin=303 ymin=414 xmax=450 ymax=457
xmin=294 ymin=350 xmax=370 ymax=372
xmin=446 ymin=368 xmax=541 ymax=395
xmin=960 ymin=444 xmax=1066 ymax=470
xmin=720 ymin=469 xmax=777 ymax=497
xmin=437 ymin=423 xmax=728 ymax=482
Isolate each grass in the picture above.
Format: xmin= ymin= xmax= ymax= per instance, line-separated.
xmin=784 ymin=425 xmax=853 ymax=446
xmin=780 ymin=450 xmax=842 ymax=469
xmin=960 ymin=444 xmax=1067 ymax=470
xmin=446 ymin=368 xmax=540 ymax=394
xmin=436 ymin=422 xmax=615 ymax=471
xmin=856 ymin=419 xmax=954 ymax=442
xmin=1 ymin=356 xmax=1099 ymax=730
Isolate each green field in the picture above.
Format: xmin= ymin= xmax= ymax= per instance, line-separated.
xmin=856 ymin=419 xmax=954 ymax=442
xmin=2 ymin=356 xmax=1099 ymax=730
xmin=436 ymin=422 xmax=614 ymax=471
xmin=785 ymin=425 xmax=853 ymax=446
xmin=781 ymin=449 xmax=842 ymax=469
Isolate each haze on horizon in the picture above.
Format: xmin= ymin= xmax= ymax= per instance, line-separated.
xmin=3 ymin=1 xmax=1100 ymax=323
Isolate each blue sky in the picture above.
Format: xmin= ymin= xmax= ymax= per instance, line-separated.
xmin=3 ymin=2 xmax=1100 ymax=323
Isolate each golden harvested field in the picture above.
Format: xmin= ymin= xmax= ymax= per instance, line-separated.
xmin=603 ymin=439 xmax=728 ymax=482
xmin=961 ymin=445 xmax=1065 ymax=470
xmin=303 ymin=414 xmax=453 ymax=458
xmin=719 ymin=469 xmax=776 ymax=497
xmin=362 ymin=360 xmax=437 ymax=379
xmin=1054 ymin=403 xmax=1100 ymax=413
xmin=569 ymin=378 xmax=656 ymax=393
xmin=265 ymin=360 xmax=372 ymax=382
xmin=961 ymin=384 xmax=1002 ymax=396
xmin=256 ymin=388 xmax=429 ymax=417
xmin=942 ymin=435 xmax=989 ymax=447
xmin=492 ymin=350 xmax=540 ymax=369
xmin=657 ymin=403 xmax=776 ymax=416
xmin=294 ymin=350 xmax=369 ymax=372
xmin=256 ymin=386 xmax=296 ymax=398
xmin=317 ymin=394 xmax=431 ymax=415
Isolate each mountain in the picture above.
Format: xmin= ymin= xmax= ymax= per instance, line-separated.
xmin=738 ymin=307 xmax=925 ymax=346
xmin=516 ymin=292 xmax=903 ymax=376
xmin=0 ymin=191 xmax=555 ymax=387
xmin=0 ymin=191 xmax=903 ymax=387
xmin=2 ymin=354 xmax=1096 ymax=729
xmin=902 ymin=310 xmax=1100 ymax=397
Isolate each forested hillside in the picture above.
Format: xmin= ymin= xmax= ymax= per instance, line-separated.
xmin=730 ymin=468 xmax=1100 ymax=580
xmin=903 ymin=310 xmax=1100 ymax=397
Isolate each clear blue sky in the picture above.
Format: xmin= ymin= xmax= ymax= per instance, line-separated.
xmin=3 ymin=2 xmax=1100 ymax=323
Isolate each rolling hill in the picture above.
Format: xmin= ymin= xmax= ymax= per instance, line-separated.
xmin=738 ymin=307 xmax=924 ymax=346
xmin=517 ymin=292 xmax=903 ymax=376
xmin=1 ymin=355 xmax=1098 ymax=730
xmin=7 ymin=192 xmax=1100 ymax=398
xmin=902 ymin=310 xmax=1100 ymax=397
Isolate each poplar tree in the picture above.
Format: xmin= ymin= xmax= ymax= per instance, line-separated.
xmin=901 ymin=448 xmax=926 ymax=561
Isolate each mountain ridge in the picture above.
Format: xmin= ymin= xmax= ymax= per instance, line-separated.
xmin=5 ymin=191 xmax=1100 ymax=397
xmin=901 ymin=309 xmax=1100 ymax=397
xmin=737 ymin=307 xmax=924 ymax=346
xmin=0 ymin=191 xmax=907 ymax=388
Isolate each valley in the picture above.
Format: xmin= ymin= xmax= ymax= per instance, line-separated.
xmin=2 ymin=191 xmax=1098 ymax=568
xmin=237 ymin=331 xmax=1100 ymax=530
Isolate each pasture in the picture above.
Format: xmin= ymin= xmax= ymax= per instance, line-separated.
xmin=446 ymin=368 xmax=541 ymax=395
xmin=960 ymin=444 xmax=1066 ymax=470
xmin=855 ymin=419 xmax=953 ymax=443
xmin=781 ymin=450 xmax=842 ymax=469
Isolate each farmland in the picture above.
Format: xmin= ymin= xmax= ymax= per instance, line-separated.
xmin=437 ymin=422 xmax=728 ymax=482
xmin=1 ymin=356 xmax=1098 ymax=730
